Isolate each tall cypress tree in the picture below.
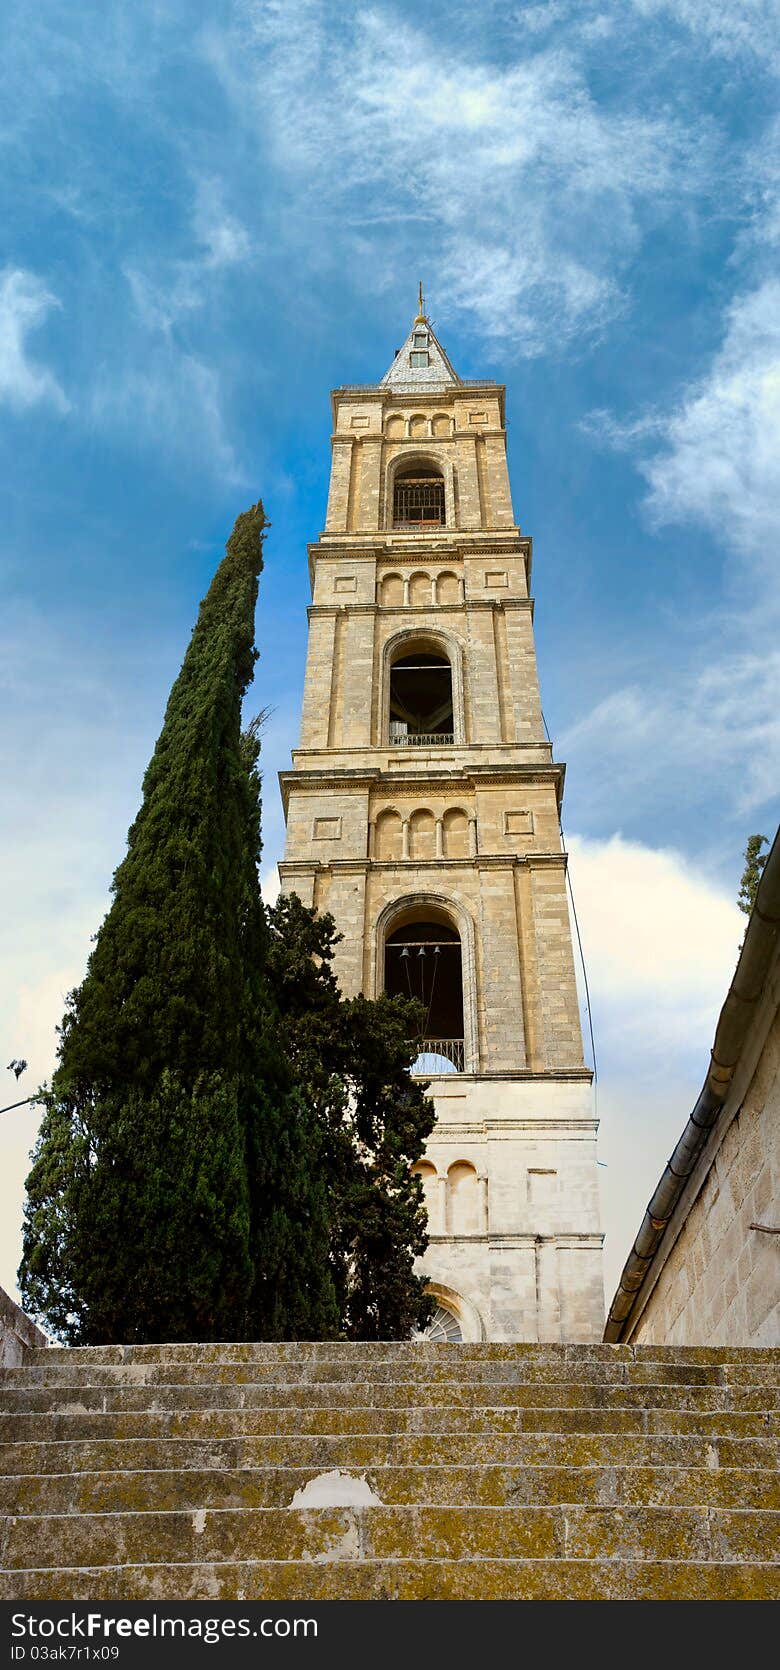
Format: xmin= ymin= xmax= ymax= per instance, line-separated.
xmin=19 ymin=503 xmax=336 ymax=1344
xmin=266 ymin=894 xmax=435 ymax=1339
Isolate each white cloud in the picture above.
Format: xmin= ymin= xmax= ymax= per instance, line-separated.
xmin=565 ymin=832 xmax=744 ymax=1298
xmin=126 ymin=178 xmax=253 ymax=337
xmin=629 ymin=0 xmax=780 ymax=67
xmin=583 ymin=278 xmax=780 ymax=644
xmin=192 ymin=177 xmax=253 ymax=270
xmin=579 ymin=279 xmax=780 ymax=839
xmin=115 ymin=178 xmax=253 ymax=469
xmin=260 ymin=865 xmax=280 ymax=906
xmin=567 ymin=832 xmax=742 ymax=1060
xmin=642 ymin=282 xmax=780 ymax=569
xmin=205 ymin=3 xmax=702 ymax=354
xmin=91 ymin=348 xmax=243 ymax=481
xmin=0 ymin=267 xmax=69 ymax=413
xmin=560 ymin=646 xmax=780 ymax=825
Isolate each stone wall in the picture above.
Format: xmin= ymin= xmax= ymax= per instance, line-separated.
xmin=632 ymin=950 xmax=780 ymax=1346
xmin=417 ymin=1075 xmax=604 ymax=1342
xmin=0 ymin=1284 xmax=48 ymax=1366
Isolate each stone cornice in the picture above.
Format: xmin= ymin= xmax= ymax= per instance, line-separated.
xmin=278 ymin=852 xmax=569 ymax=876
xmin=425 ymin=1233 xmax=603 ymax=1246
xmin=311 ymin=533 xmax=528 ymax=555
xmin=306 ymin=599 xmax=534 ymax=619
xmin=278 ymin=761 xmax=563 ymax=811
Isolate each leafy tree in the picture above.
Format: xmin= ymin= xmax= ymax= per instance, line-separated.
xmin=266 ymin=893 xmax=435 ymax=1339
xmin=19 ymin=503 xmax=336 ymax=1344
xmin=738 ymin=834 xmax=769 ymax=917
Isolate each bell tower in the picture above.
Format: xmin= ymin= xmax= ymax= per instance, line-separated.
xmin=279 ymin=297 xmax=605 ymax=1342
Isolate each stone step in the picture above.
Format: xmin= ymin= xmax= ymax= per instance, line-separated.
xmin=2 ymin=1405 xmax=775 ymax=1442
xmin=6 ymin=1356 xmax=778 ymax=1387
xmin=33 ymin=1342 xmax=780 ymax=1366
xmin=3 ymin=1463 xmax=777 ymax=1516
xmin=4 ymin=1503 xmax=778 ymax=1572
xmin=3 ymin=1339 xmax=777 ymax=1602
xmin=2 ymin=1381 xmax=778 ymax=1416
xmin=5 ymin=1557 xmax=779 ymax=1602
xmin=4 ymin=1431 xmax=777 ymax=1474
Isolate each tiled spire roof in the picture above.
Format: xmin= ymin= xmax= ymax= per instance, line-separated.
xmin=380 ymin=288 xmax=460 ymax=390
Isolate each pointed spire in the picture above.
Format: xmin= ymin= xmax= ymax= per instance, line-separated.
xmin=380 ymin=289 xmax=460 ymax=389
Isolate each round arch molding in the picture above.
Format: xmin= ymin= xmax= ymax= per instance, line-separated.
xmin=378 ymin=623 xmax=467 ymax=746
xmin=372 ymin=890 xmax=480 ymax=1072
xmin=420 ymin=1282 xmax=485 ymax=1343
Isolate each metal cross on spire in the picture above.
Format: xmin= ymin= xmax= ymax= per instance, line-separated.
xmin=415 ymin=279 xmax=426 ymax=322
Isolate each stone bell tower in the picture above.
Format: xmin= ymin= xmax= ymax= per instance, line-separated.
xmin=278 ymin=293 xmax=604 ymax=1342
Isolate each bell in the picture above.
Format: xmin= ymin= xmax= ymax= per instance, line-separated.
xmin=418 ymin=946 xmax=426 ymax=958
xmin=400 ymin=946 xmax=410 ymax=959
xmin=433 ymin=944 xmax=441 ymax=956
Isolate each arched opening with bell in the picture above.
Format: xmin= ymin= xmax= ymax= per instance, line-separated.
xmin=384 ymin=916 xmax=464 ymax=1074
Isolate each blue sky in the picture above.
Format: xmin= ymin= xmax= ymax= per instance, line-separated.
xmin=2 ymin=0 xmax=779 ymax=1306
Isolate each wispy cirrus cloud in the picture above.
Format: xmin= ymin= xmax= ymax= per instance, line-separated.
xmin=205 ymin=2 xmax=705 ymax=354
xmin=0 ymin=268 xmax=69 ymax=413
xmin=629 ymin=0 xmax=780 ymax=67
xmin=584 ymin=280 xmax=780 ymax=583
xmin=560 ymin=646 xmax=780 ymax=836
xmin=125 ymin=177 xmax=254 ymax=336
xmin=90 ymin=348 xmax=244 ymax=481
xmin=643 ymin=282 xmax=780 ymax=568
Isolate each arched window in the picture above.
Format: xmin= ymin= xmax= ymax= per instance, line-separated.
xmin=389 ymin=648 xmax=453 ymax=746
xmin=385 ymin=916 xmax=464 ymax=1073
xmin=448 ymin=1161 xmax=479 ymax=1235
xmin=393 ymin=462 xmax=445 ymax=528
xmin=419 ymin=1303 xmax=463 ymax=1342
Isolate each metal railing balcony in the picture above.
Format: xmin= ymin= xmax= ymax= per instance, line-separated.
xmin=411 ymin=1039 xmax=465 ymax=1075
xmin=390 ymin=731 xmax=454 ymax=747
xmin=392 ymin=520 xmax=447 ymax=530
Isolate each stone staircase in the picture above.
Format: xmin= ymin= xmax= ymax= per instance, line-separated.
xmin=1 ymin=1342 xmax=779 ymax=1599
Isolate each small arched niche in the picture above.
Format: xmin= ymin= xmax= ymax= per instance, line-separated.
xmin=448 ymin=1161 xmax=479 ymax=1235
xmin=385 ymin=414 xmax=405 ymax=439
xmin=412 ymin=1159 xmax=438 ymax=1224
xmin=443 ymin=807 xmax=469 ymax=858
xmin=408 ymin=570 xmax=431 ymax=608
xmin=409 ymin=808 xmax=436 ymax=860
xmin=431 ymin=413 xmax=451 ymax=438
xmin=375 ymin=808 xmax=403 ymax=861
xmin=393 ymin=461 xmax=445 ymax=529
xmin=409 ymin=414 xmax=429 ymax=440
xmin=380 ymin=572 xmax=404 ymax=608
xmin=437 ymin=571 xmax=460 ymax=606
